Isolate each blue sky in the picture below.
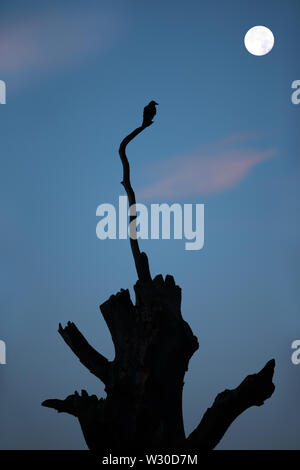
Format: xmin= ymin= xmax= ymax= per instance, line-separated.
xmin=0 ymin=0 xmax=300 ymax=449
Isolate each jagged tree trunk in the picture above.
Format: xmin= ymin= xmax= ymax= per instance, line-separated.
xmin=42 ymin=104 xmax=275 ymax=454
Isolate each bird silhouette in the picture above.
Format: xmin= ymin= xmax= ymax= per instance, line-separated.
xmin=142 ymin=100 xmax=158 ymax=126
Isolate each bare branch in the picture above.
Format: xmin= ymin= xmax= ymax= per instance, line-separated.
xmin=118 ymin=120 xmax=152 ymax=282
xmin=42 ymin=390 xmax=102 ymax=417
xmin=186 ymin=359 xmax=275 ymax=451
xmin=43 ymin=391 xmax=108 ymax=452
xmin=58 ymin=322 xmax=110 ymax=384
xmin=42 ymin=396 xmax=78 ymax=416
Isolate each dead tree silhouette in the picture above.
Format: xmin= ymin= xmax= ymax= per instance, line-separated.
xmin=42 ymin=103 xmax=275 ymax=454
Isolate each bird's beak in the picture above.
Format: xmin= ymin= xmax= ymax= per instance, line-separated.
xmin=154 ymin=102 xmax=159 ymax=105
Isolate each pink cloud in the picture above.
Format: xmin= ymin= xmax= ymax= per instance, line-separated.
xmin=137 ymin=138 xmax=276 ymax=200
xmin=0 ymin=6 xmax=121 ymax=89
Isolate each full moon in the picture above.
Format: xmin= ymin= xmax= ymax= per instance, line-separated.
xmin=244 ymin=26 xmax=274 ymax=56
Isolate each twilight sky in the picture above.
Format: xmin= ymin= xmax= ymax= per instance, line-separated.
xmin=0 ymin=0 xmax=300 ymax=449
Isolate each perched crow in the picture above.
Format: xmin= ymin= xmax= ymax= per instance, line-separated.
xmin=142 ymin=100 xmax=158 ymax=126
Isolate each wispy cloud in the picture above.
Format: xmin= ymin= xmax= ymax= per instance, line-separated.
xmin=138 ymin=136 xmax=276 ymax=200
xmin=0 ymin=6 xmax=121 ymax=89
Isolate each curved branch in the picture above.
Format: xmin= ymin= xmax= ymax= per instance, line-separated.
xmin=186 ymin=359 xmax=275 ymax=451
xmin=118 ymin=120 xmax=152 ymax=282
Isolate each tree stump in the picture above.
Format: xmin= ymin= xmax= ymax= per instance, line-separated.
xmin=42 ymin=103 xmax=275 ymax=455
